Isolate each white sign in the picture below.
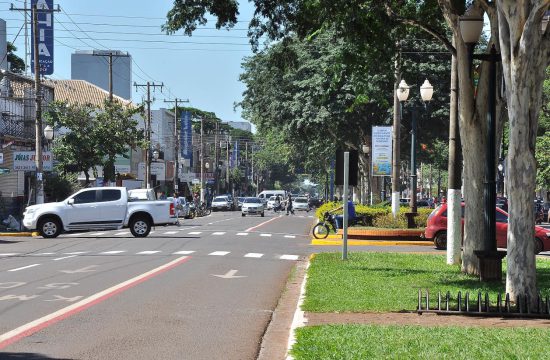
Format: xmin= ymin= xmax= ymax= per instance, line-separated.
xmin=13 ymin=151 xmax=53 ymax=171
xmin=371 ymin=126 xmax=392 ymax=177
xmin=137 ymin=162 xmax=165 ymax=181
xmin=179 ymin=172 xmax=195 ymax=182
xmin=114 ymin=164 xmax=131 ymax=173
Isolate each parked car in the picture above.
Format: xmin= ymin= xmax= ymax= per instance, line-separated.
xmin=237 ymin=197 xmax=245 ymax=210
xmin=266 ymin=196 xmax=277 ymax=210
xmin=416 ymin=200 xmax=432 ymax=208
xmin=211 ymin=196 xmax=234 ymax=211
xmin=23 ymin=187 xmax=176 ymax=238
xmin=308 ymin=197 xmax=323 ymax=208
xmin=241 ymin=197 xmax=265 ymax=217
xmin=423 ymin=203 xmax=550 ymax=254
xmin=167 ymin=196 xmax=190 ymax=218
xmin=293 ymin=197 xmax=310 ymax=212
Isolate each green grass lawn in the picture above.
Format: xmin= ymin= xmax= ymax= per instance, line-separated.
xmin=291 ymin=253 xmax=550 ymax=359
xmin=303 ymin=252 xmax=550 ymax=312
xmin=290 ymin=324 xmax=550 ymax=359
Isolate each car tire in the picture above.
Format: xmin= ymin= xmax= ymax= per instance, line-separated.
xmin=38 ymin=217 xmax=61 ymax=238
xmin=535 ymin=237 xmax=544 ymax=254
xmin=261 ymin=212 xmax=265 ymax=217
xmin=434 ymin=231 xmax=447 ymax=250
xmin=129 ymin=216 xmax=151 ymax=237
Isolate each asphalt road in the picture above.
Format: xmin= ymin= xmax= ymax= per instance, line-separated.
xmin=0 ymin=209 xmax=442 ymax=359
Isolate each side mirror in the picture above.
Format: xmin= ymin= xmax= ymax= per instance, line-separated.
xmin=68 ymin=198 xmax=75 ymax=205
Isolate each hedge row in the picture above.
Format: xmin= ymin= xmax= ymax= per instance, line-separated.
xmin=315 ymin=201 xmax=432 ymax=229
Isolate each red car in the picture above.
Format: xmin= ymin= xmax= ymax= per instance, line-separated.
xmin=424 ymin=203 xmax=550 ymax=254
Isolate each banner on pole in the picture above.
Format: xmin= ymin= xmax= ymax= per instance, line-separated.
xmin=31 ymin=0 xmax=54 ymax=75
xmin=180 ymin=111 xmax=193 ymax=168
xmin=371 ymin=126 xmax=392 ymax=176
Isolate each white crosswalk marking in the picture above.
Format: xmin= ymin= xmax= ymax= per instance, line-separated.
xmin=244 ymin=253 xmax=263 ymax=258
xmin=99 ymin=251 xmax=126 ymax=255
xmin=237 ymin=232 xmax=249 ymax=236
xmin=212 ymin=232 xmax=225 ymax=236
xmin=114 ymin=232 xmax=130 ymax=236
xmin=260 ymin=233 xmax=272 ymax=237
xmin=209 ymin=251 xmax=230 ymax=256
xmin=0 ymin=253 xmax=19 ymax=257
xmin=53 ymin=255 xmax=77 ymax=261
xmin=280 ymin=255 xmax=299 ymax=260
xmin=136 ymin=251 xmax=161 ymax=255
xmin=64 ymin=252 xmax=88 ymax=255
xmin=173 ymin=250 xmax=195 ymax=255
xmin=67 ymin=233 xmax=85 ymax=237
xmin=284 ymin=235 xmax=296 ymax=238
xmin=89 ymin=232 xmax=106 ymax=236
xmin=163 ymin=231 xmax=178 ymax=235
xmin=188 ymin=231 xmax=202 ymax=235
xmin=31 ymin=252 xmax=55 ymax=256
xmin=9 ymin=264 xmax=40 ymax=272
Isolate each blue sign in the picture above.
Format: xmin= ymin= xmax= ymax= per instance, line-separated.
xmin=180 ymin=111 xmax=193 ymax=167
xmin=231 ymin=140 xmax=238 ymax=168
xmin=31 ymin=0 xmax=54 ymax=75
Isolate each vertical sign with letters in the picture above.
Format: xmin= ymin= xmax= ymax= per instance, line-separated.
xmin=31 ymin=0 xmax=54 ymax=75
xmin=180 ymin=111 xmax=193 ymax=168
xmin=371 ymin=126 xmax=393 ymax=177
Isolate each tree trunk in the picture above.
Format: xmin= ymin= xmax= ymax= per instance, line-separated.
xmin=497 ymin=0 xmax=549 ymax=304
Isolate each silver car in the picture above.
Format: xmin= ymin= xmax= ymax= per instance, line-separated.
xmin=293 ymin=197 xmax=310 ymax=212
xmin=241 ymin=197 xmax=265 ymax=217
xmin=211 ymin=196 xmax=233 ymax=211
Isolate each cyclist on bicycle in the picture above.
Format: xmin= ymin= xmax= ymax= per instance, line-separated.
xmin=330 ymin=198 xmax=356 ymax=230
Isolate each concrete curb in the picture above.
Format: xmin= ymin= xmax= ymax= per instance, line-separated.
xmin=0 ymin=232 xmax=36 ymax=237
xmin=311 ymin=238 xmax=434 ymax=246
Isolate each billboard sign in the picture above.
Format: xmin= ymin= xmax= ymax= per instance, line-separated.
xmin=31 ymin=0 xmax=54 ymax=75
xmin=371 ymin=126 xmax=392 ymax=176
xmin=13 ymin=151 xmax=53 ymax=171
xmin=180 ymin=111 xmax=193 ymax=167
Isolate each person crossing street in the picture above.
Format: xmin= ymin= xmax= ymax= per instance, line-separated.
xmin=286 ymin=193 xmax=295 ymax=215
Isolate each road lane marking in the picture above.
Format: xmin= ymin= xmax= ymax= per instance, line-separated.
xmin=89 ymin=232 xmax=105 ymax=236
xmin=280 ymin=255 xmax=299 ymax=261
xmin=188 ymin=231 xmax=202 ymax=235
xmin=209 ymin=251 xmax=230 ymax=256
xmin=66 ymin=233 xmax=85 ymax=237
xmin=284 ymin=235 xmax=296 ymax=238
xmin=260 ymin=233 xmax=272 ymax=237
xmin=8 ymin=264 xmax=40 ymax=272
xmin=173 ymin=251 xmax=195 ymax=255
xmin=245 ymin=216 xmax=281 ymax=232
xmin=136 ymin=251 xmax=161 ymax=255
xmin=0 ymin=253 xmax=19 ymax=257
xmin=237 ymin=232 xmax=248 ymax=236
xmin=163 ymin=231 xmax=178 ymax=235
xmin=53 ymin=255 xmax=78 ymax=261
xmin=64 ymin=252 xmax=88 ymax=255
xmin=114 ymin=232 xmax=130 ymax=236
xmin=244 ymin=253 xmax=263 ymax=258
xmin=99 ymin=251 xmax=125 ymax=255
xmin=212 ymin=232 xmax=225 ymax=235
xmin=0 ymin=256 xmax=191 ymax=350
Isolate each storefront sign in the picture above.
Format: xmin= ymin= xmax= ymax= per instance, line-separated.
xmin=13 ymin=151 xmax=53 ymax=171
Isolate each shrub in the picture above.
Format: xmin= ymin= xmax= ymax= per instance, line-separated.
xmin=373 ymin=212 xmax=408 ymax=228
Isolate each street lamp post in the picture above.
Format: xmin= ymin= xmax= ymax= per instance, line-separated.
xmin=460 ymin=10 xmax=506 ymax=281
xmin=397 ymin=79 xmax=433 ymax=225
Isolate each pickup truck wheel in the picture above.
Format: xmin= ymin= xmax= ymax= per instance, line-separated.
xmin=130 ymin=217 xmax=151 ymax=237
xmin=38 ymin=217 xmax=61 ymax=238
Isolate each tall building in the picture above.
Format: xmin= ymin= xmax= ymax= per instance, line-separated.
xmin=71 ymin=50 xmax=132 ymax=100
xmin=226 ymin=121 xmax=252 ymax=133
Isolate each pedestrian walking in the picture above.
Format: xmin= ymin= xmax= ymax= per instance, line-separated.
xmin=286 ymin=193 xmax=294 ymax=215
xmin=173 ymin=192 xmax=182 ymax=225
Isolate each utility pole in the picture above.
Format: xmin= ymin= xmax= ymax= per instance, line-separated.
xmin=214 ymin=121 xmax=220 ymax=195
xmin=200 ymin=117 xmax=204 ymax=203
xmin=134 ymin=81 xmax=163 ymax=189
xmin=164 ymin=98 xmax=189 ymax=194
xmin=12 ymin=2 xmax=59 ymax=204
xmin=92 ymin=50 xmax=129 ymax=102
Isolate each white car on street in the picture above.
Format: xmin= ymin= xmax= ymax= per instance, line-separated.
xmin=266 ymin=196 xmax=277 ymax=210
xmin=293 ymin=197 xmax=310 ymax=212
xmin=241 ymin=197 xmax=265 ymax=217
xmin=211 ymin=196 xmax=234 ymax=211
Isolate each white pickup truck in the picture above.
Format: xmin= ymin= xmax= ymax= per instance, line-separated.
xmin=23 ymin=187 xmax=176 ymax=238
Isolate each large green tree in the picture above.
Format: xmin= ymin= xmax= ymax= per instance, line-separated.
xmin=46 ymin=101 xmax=146 ymax=185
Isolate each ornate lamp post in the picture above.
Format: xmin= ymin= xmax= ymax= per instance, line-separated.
xmin=397 ymin=79 xmax=433 ymax=224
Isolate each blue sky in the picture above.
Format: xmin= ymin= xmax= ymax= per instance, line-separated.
xmin=2 ymin=0 xmax=256 ymax=127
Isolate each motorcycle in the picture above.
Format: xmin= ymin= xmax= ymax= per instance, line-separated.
xmin=312 ymin=211 xmax=337 ymax=239
xmin=273 ymin=202 xmax=284 ymax=213
xmin=195 ymin=202 xmax=212 ymax=217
